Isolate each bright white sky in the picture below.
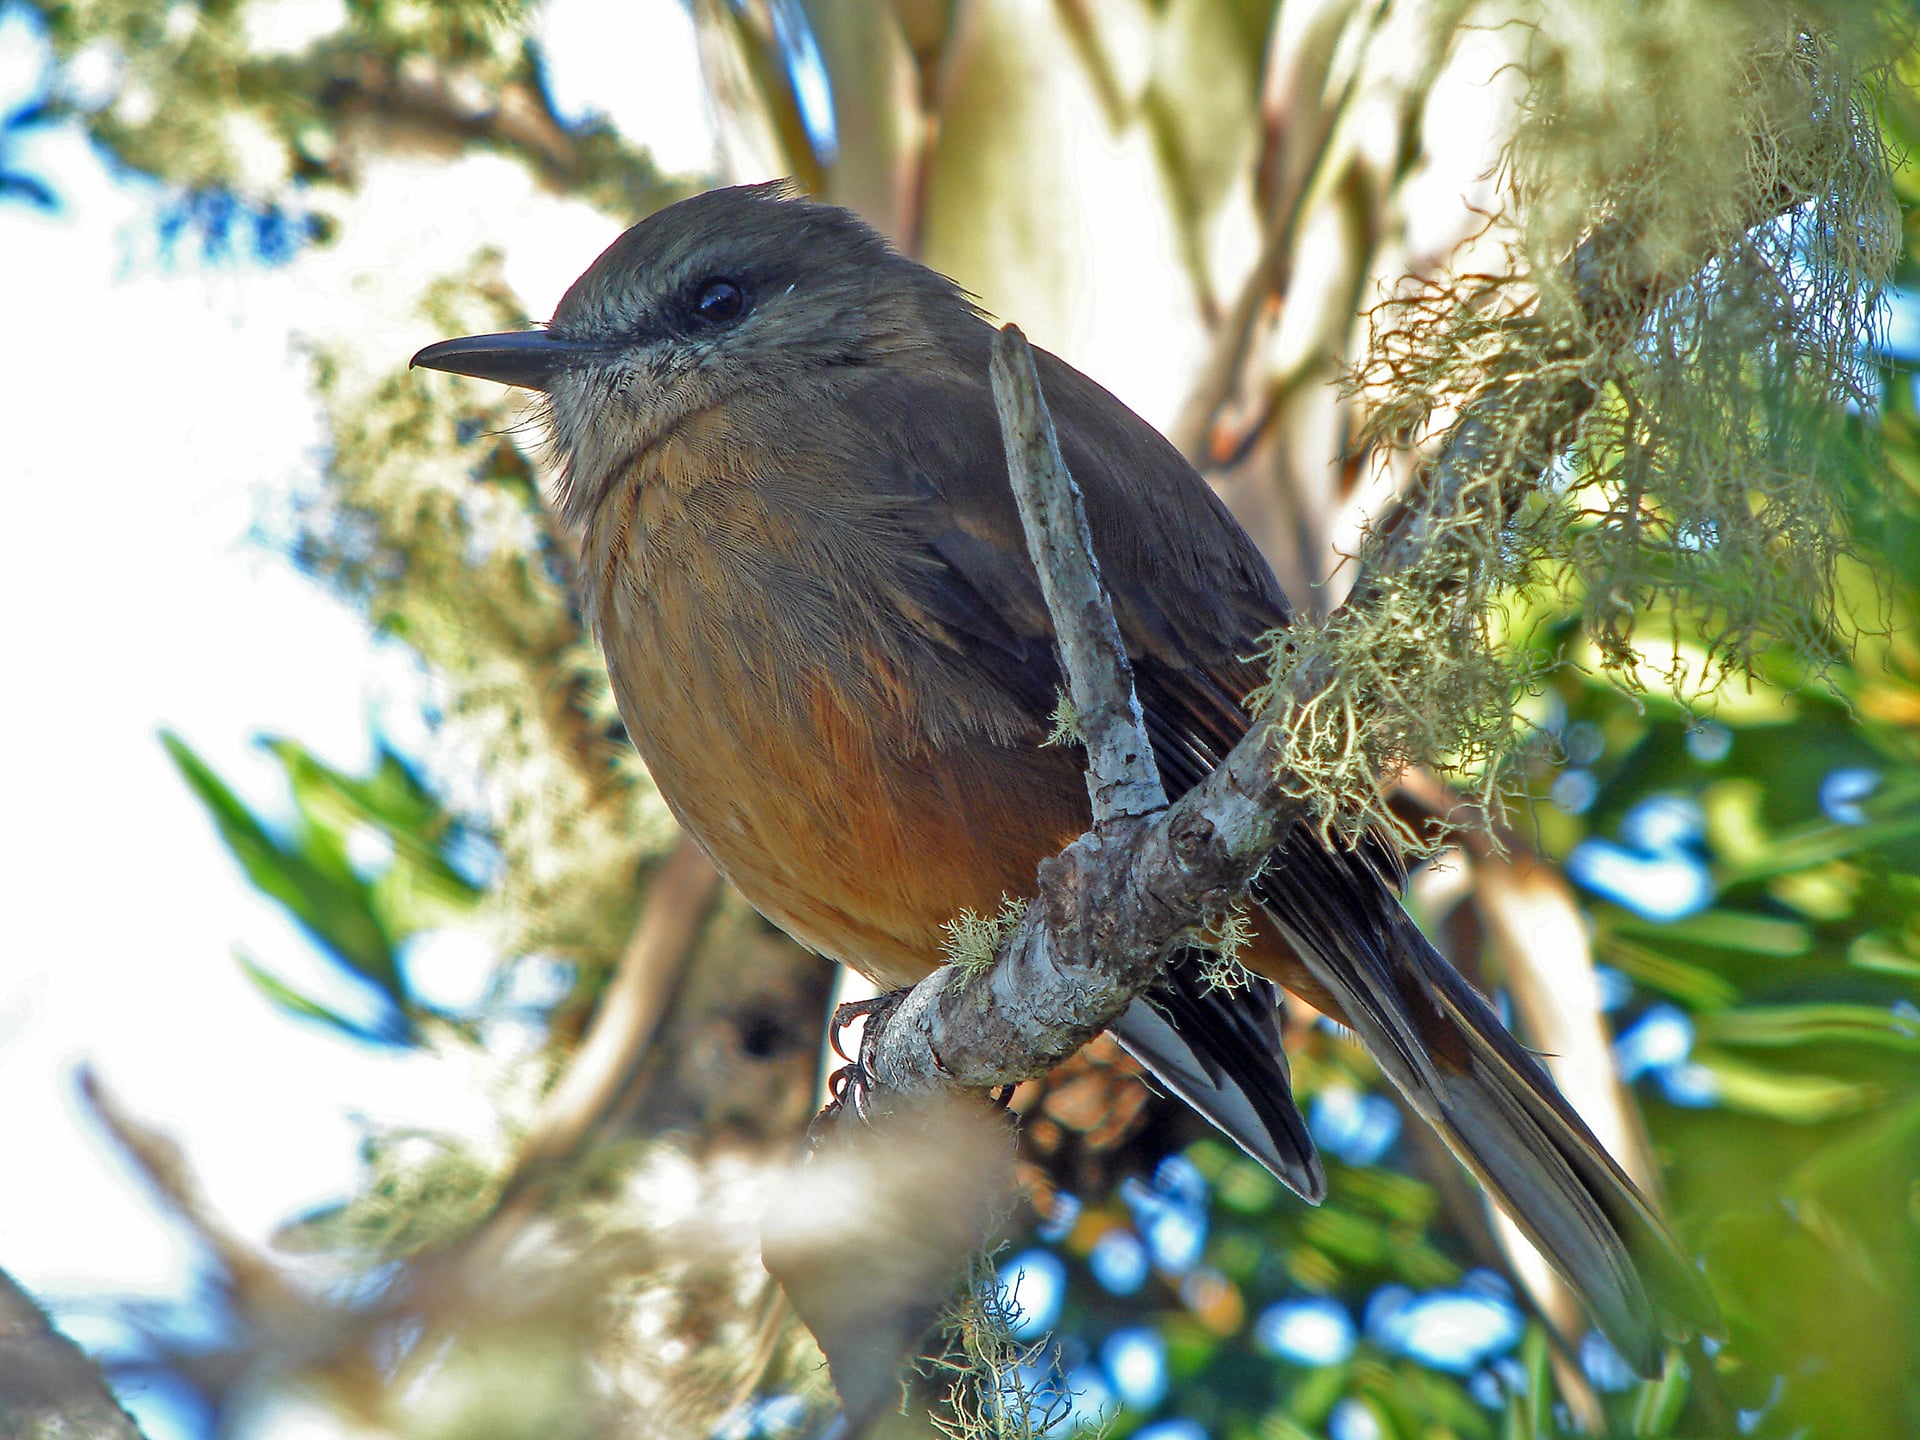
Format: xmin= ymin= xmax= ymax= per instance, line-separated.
xmin=0 ymin=5 xmax=712 ymax=1436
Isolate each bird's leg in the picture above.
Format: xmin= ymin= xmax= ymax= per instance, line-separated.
xmin=812 ymin=990 xmax=909 ymax=1141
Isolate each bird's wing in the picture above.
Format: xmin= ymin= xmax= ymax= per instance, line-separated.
xmin=796 ymin=353 xmax=1326 ymax=1197
xmin=833 ymin=345 xmax=1717 ymax=1373
xmin=1110 ymin=979 xmax=1323 ymax=1202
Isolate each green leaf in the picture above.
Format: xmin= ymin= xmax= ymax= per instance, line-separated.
xmin=1297 ymin=1206 xmax=1387 ymax=1268
xmin=1787 ymin=1094 xmax=1920 ymax=1199
xmin=236 ymin=953 xmax=398 ymax=1046
xmin=1593 ymin=935 xmax=1741 ymax=1010
xmin=1691 ymin=1047 xmax=1882 ymax=1123
xmin=1401 ymin=1365 xmax=1497 ymax=1439
xmin=163 ymin=730 xmax=408 ymax=1011
xmin=1716 ymin=776 xmax=1920 ymax=887
xmin=1702 ymin=1002 xmax=1920 ymax=1053
xmin=1282 ymin=1362 xmax=1347 ymax=1426
xmin=265 ymin=737 xmax=482 ymax=934
xmin=1627 ymin=1353 xmax=1689 ymax=1437
xmin=1606 ymin=908 xmax=1811 ymax=957
xmin=1251 ymin=1413 xmax=1320 ymax=1440
xmin=1516 ymin=1326 xmax=1554 ymax=1439
xmin=1850 ymin=932 xmax=1920 ymax=979
xmin=1332 ymin=1165 xmax=1439 ymax=1227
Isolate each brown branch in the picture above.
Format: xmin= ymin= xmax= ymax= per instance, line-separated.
xmin=497 ymin=835 xmax=722 ymax=1203
xmin=1166 ymin=0 xmax=1361 ymax=465
xmin=318 ymin=57 xmax=581 ymax=187
xmin=80 ymin=1070 xmax=303 ymax=1315
xmin=374 ymin=837 xmax=724 ymax=1380
xmin=1167 ymin=218 xmax=1292 ymax=465
xmin=77 ymin=1072 xmax=374 ymax=1404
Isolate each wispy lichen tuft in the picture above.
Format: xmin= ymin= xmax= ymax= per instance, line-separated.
xmin=924 ymin=1249 xmax=1087 ymax=1440
xmin=1042 ymin=691 xmax=1084 ymax=749
xmin=943 ymin=898 xmax=1031 ymax=977
xmin=1259 ymin=5 xmax=1897 ymax=851
xmin=1195 ymin=903 xmax=1257 ymax=993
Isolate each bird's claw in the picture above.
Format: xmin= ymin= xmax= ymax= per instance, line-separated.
xmin=828 ymin=992 xmax=896 ymax=1064
xmin=821 ymin=1060 xmax=873 ymax=1125
xmin=813 ymin=990 xmax=909 ymax=1144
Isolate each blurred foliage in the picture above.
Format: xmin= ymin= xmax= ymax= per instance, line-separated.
xmin=163 ymin=731 xmax=486 ymax=1043
xmin=14 ymin=1 xmax=1920 ymax=1439
xmin=1271 ymin=7 xmax=1898 ymax=851
xmin=966 ymin=510 xmax=1920 ymax=1438
xmin=32 ymin=0 xmax=673 ymax=214
xmin=309 ymin=300 xmax=685 ymax=967
xmin=0 ymin=28 xmax=58 ymax=208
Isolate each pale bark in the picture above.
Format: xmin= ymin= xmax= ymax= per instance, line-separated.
xmin=0 ymin=1267 xmax=149 ymax=1440
xmin=841 ymin=175 xmax=1818 ymax=1133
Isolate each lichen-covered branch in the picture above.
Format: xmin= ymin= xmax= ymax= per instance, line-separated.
xmin=1251 ymin=24 xmax=1894 ymax=849
xmin=991 ymin=327 xmax=1167 ymax=824
xmin=843 ymin=22 xmax=1892 ymax=1119
xmin=857 ymin=331 xmax=1311 ymax=1100
xmin=862 ymin=730 xmax=1309 ymax=1095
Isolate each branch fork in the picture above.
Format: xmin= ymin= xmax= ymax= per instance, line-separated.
xmin=826 ymin=153 xmax=1828 ymax=1134
xmin=837 ymin=327 xmax=1310 ymax=1115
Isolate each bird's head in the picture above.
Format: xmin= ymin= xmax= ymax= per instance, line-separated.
xmin=411 ymin=182 xmax=977 ymax=523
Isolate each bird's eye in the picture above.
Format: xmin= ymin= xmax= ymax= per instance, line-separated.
xmin=692 ymin=277 xmax=746 ymax=326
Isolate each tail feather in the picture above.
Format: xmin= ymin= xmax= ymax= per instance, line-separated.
xmin=1110 ymin=963 xmax=1326 ymax=1204
xmin=1255 ymin=838 xmax=1719 ymax=1376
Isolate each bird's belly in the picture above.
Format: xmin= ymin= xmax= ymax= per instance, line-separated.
xmin=599 ymin=569 xmax=1087 ymax=989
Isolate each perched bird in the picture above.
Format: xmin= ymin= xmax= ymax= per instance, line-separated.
xmin=414 ymin=183 xmax=1715 ymax=1371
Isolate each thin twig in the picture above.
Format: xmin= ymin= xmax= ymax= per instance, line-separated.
xmin=992 ymin=327 xmax=1166 ymax=824
xmin=374 ymin=837 xmax=723 ymax=1392
xmin=80 ymin=1070 xmax=302 ymax=1312
xmin=497 ymin=836 xmax=722 ymax=1203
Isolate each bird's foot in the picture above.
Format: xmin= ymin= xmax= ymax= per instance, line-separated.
xmin=828 ymin=992 xmax=899 ymax=1066
xmin=812 ymin=991 xmax=909 ymax=1142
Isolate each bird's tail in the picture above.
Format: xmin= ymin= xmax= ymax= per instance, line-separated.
xmin=1110 ymin=961 xmax=1326 ymax=1204
xmin=1254 ymin=837 xmax=1720 ymax=1376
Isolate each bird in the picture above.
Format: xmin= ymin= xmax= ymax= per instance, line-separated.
xmin=413 ymin=181 xmax=1717 ymax=1373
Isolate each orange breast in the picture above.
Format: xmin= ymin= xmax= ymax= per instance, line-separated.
xmin=584 ymin=433 xmax=1090 ymax=989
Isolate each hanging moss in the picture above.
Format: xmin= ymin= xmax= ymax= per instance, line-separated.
xmin=1252 ymin=5 xmax=1899 ymax=852
xmin=923 ymin=1248 xmax=1075 ymax=1440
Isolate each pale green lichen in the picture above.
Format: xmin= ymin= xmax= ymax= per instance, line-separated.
xmin=1195 ymin=902 xmax=1257 ymax=994
xmin=1041 ymin=691 xmax=1084 ymax=749
xmin=1259 ymin=6 xmax=1896 ymax=852
xmin=943 ymin=897 xmax=1032 ymax=978
xmin=925 ymin=1248 xmax=1102 ymax=1440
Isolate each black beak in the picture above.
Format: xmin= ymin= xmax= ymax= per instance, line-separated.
xmin=410 ymin=329 xmax=608 ymax=392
